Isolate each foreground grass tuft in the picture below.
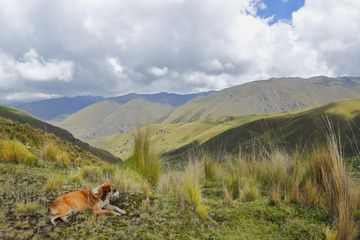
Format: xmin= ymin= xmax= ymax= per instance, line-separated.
xmin=15 ymin=201 xmax=41 ymax=215
xmin=0 ymin=139 xmax=28 ymax=163
xmin=129 ymin=127 xmax=163 ymax=186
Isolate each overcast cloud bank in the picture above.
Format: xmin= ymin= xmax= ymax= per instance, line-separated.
xmin=0 ymin=0 xmax=359 ymax=103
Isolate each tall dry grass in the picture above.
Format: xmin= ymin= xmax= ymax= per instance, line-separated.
xmin=309 ymin=133 xmax=356 ymax=240
xmin=183 ymin=160 xmax=202 ymax=206
xmin=130 ymin=127 xmax=163 ymax=186
xmin=0 ymin=139 xmax=28 ymax=163
xmin=42 ymin=141 xmax=58 ymax=162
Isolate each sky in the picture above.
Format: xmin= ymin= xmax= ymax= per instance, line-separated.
xmin=0 ymin=0 xmax=360 ymax=104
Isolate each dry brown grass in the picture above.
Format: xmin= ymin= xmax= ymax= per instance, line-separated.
xmin=309 ymin=127 xmax=356 ymax=240
xmin=0 ymin=139 xmax=29 ymax=163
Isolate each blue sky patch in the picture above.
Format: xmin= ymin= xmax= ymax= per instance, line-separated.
xmin=257 ymin=0 xmax=305 ymax=23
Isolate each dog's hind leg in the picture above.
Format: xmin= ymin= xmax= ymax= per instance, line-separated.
xmin=60 ymin=210 xmax=74 ymax=225
xmin=49 ymin=204 xmax=72 ymax=225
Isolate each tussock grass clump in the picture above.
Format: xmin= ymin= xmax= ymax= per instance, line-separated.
xmin=45 ymin=176 xmax=65 ymax=191
xmin=269 ymin=186 xmax=281 ymax=206
xmin=289 ymin=181 xmax=301 ymax=204
xmin=0 ymin=139 xmax=28 ymax=163
xmin=196 ymin=203 xmax=208 ymax=221
xmin=183 ymin=160 xmax=202 ymax=206
xmin=111 ymin=167 xmax=143 ymax=193
xmin=241 ymin=178 xmax=259 ymax=202
xmin=304 ymin=179 xmax=319 ymax=207
xmin=42 ymin=141 xmax=59 ymax=162
xmin=142 ymin=180 xmax=150 ymax=199
xmin=259 ymin=150 xmax=293 ymax=197
xmin=79 ymin=165 xmax=104 ymax=183
xmin=69 ymin=173 xmax=83 ymax=185
xmin=129 ymin=127 xmax=163 ymax=186
xmin=15 ymin=201 xmax=41 ymax=215
xmin=223 ymin=184 xmax=233 ymax=207
xmin=202 ymin=152 xmax=222 ymax=181
xmin=309 ymin=129 xmax=356 ymax=240
xmin=24 ymin=153 xmax=39 ymax=166
xmin=56 ymin=151 xmax=70 ymax=164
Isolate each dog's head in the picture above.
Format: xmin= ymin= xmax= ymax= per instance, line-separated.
xmin=95 ymin=183 xmax=120 ymax=200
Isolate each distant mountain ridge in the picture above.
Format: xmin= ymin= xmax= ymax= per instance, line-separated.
xmin=107 ymin=92 xmax=214 ymax=107
xmin=158 ymin=76 xmax=360 ymax=124
xmin=17 ymin=95 xmax=104 ymax=121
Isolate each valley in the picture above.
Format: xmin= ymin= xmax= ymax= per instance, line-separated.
xmin=1 ymin=76 xmax=360 ymax=239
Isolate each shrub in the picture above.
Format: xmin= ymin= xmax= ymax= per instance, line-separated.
xmin=24 ymin=153 xmax=39 ymax=166
xmin=129 ymin=127 xmax=163 ymax=186
xmin=42 ymin=141 xmax=58 ymax=162
xmin=0 ymin=139 xmax=28 ymax=163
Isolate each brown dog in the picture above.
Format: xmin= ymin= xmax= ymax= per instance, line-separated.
xmin=48 ymin=183 xmax=126 ymax=225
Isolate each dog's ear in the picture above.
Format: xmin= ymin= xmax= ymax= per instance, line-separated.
xmin=98 ymin=185 xmax=111 ymax=201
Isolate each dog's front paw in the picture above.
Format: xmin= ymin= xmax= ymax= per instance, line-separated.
xmin=119 ymin=210 xmax=126 ymax=215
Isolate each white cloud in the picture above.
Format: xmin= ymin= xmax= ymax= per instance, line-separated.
xmin=147 ymin=66 xmax=169 ymax=77
xmin=15 ymin=49 xmax=74 ymax=82
xmin=4 ymin=92 xmax=60 ymax=101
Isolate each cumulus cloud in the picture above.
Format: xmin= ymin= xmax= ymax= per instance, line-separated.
xmin=16 ymin=49 xmax=74 ymax=82
xmin=0 ymin=0 xmax=359 ymax=103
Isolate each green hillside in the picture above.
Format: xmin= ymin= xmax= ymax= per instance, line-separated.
xmin=94 ymin=99 xmax=360 ymax=163
xmin=0 ymin=104 xmax=122 ymax=163
xmin=58 ymin=99 xmax=173 ymax=140
xmin=90 ymin=112 xmax=275 ymax=160
xmin=158 ymin=76 xmax=360 ymax=124
xmin=193 ymin=99 xmax=360 ymax=158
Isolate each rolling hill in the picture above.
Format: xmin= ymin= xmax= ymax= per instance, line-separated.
xmin=185 ymin=99 xmax=360 ymax=158
xmin=157 ymin=76 xmax=360 ymax=124
xmin=58 ymin=99 xmax=173 ymax=140
xmin=57 ymin=92 xmax=212 ymax=140
xmin=93 ymin=99 xmax=360 ymax=161
xmin=16 ymin=95 xmax=104 ymax=121
xmin=0 ymin=104 xmax=122 ymax=163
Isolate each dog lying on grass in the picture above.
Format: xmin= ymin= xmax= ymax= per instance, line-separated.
xmin=48 ymin=182 xmax=126 ymax=225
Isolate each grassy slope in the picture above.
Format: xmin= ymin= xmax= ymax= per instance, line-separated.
xmin=0 ymin=161 xmax=330 ymax=239
xmin=90 ymin=113 xmax=275 ymax=160
xmin=0 ymin=104 xmax=121 ymax=163
xmin=58 ymin=99 xmax=173 ymax=140
xmin=95 ymin=99 xmax=360 ymax=162
xmin=198 ymin=99 xmax=360 ymax=157
xmin=159 ymin=76 xmax=360 ymax=124
xmin=0 ymin=103 xmax=351 ymax=239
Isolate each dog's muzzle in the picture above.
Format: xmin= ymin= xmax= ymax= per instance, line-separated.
xmin=112 ymin=191 xmax=120 ymax=197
